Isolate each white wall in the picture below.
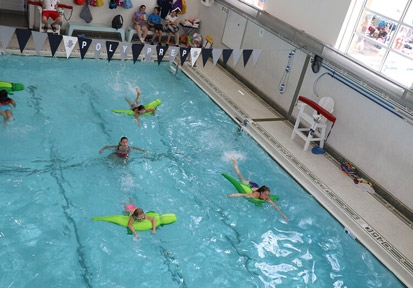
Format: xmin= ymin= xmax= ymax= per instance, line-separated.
xmin=57 ymin=0 xmax=200 ymax=32
xmin=199 ymin=1 xmax=413 ymax=210
xmin=263 ymin=0 xmax=352 ymax=46
xmin=0 ymin=0 xmax=25 ymax=11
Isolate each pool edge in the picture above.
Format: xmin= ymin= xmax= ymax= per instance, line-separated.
xmin=180 ymin=62 xmax=413 ymax=287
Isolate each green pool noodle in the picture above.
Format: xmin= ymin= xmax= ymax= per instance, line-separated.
xmin=222 ymin=173 xmax=279 ymax=207
xmin=92 ymin=211 xmax=177 ymax=231
xmin=0 ymin=81 xmax=24 ymax=94
xmin=112 ymin=99 xmax=161 ymax=116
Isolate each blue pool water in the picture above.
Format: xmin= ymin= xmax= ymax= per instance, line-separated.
xmin=0 ymin=54 xmax=403 ymax=287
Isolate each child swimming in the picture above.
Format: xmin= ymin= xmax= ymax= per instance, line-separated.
xmin=99 ymin=136 xmax=147 ymax=158
xmin=122 ymin=197 xmax=156 ymax=238
xmin=227 ymin=157 xmax=289 ymax=221
xmin=0 ymin=90 xmax=16 ymax=124
xmin=125 ymin=87 xmax=155 ymax=127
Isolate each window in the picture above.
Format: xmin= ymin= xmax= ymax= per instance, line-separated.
xmin=241 ymin=0 xmax=265 ymax=10
xmin=345 ymin=0 xmax=413 ymax=88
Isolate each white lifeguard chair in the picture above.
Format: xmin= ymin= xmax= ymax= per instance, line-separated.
xmin=291 ymin=96 xmax=336 ymax=151
xmin=28 ymin=0 xmax=73 ymax=35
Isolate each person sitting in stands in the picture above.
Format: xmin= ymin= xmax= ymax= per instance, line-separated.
xmin=165 ymin=8 xmax=180 ymax=46
xmin=132 ymin=5 xmax=149 ymax=44
xmin=148 ymin=7 xmax=163 ymax=45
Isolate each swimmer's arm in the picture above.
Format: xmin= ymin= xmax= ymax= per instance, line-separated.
xmin=99 ymin=145 xmax=117 ymax=154
xmin=134 ymin=111 xmax=141 ymax=127
xmin=128 ymin=215 xmax=139 ymax=238
xmin=130 ymin=146 xmax=148 ymax=155
xmin=268 ymin=199 xmax=289 ymax=221
xmin=146 ymin=108 xmax=155 ymax=116
xmin=146 ymin=216 xmax=156 ymax=234
xmin=135 ymin=87 xmax=141 ymax=104
xmin=10 ymin=98 xmax=16 ymax=107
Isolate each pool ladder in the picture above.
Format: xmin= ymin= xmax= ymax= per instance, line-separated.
xmin=170 ymin=63 xmax=180 ymax=77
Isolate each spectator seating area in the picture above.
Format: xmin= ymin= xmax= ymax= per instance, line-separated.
xmin=67 ymin=22 xmax=125 ymax=42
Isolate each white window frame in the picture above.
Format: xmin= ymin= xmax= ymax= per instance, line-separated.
xmin=338 ymin=0 xmax=413 ymax=89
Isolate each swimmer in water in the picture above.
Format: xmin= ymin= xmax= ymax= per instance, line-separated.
xmin=0 ymin=90 xmax=16 ymax=124
xmin=122 ymin=197 xmax=156 ymax=238
xmin=99 ymin=136 xmax=147 ymax=158
xmin=227 ymin=157 xmax=289 ymax=221
xmin=125 ymin=87 xmax=155 ymax=127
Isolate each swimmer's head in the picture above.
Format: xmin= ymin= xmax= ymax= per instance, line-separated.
xmin=132 ymin=105 xmax=145 ymax=114
xmin=0 ymin=90 xmax=8 ymax=102
xmin=137 ymin=105 xmax=145 ymax=114
xmin=257 ymin=185 xmax=271 ymax=199
xmin=119 ymin=137 xmax=128 ymax=148
xmin=133 ymin=208 xmax=145 ymax=221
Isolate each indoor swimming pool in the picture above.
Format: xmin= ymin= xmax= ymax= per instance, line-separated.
xmin=0 ymin=54 xmax=403 ymax=287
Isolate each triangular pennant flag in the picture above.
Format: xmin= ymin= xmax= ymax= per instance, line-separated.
xmin=119 ymin=42 xmax=131 ymax=60
xmin=243 ymin=49 xmax=253 ymax=67
xmin=232 ymin=49 xmax=242 ymax=67
xmin=92 ymin=39 xmax=104 ymax=60
xmin=132 ymin=43 xmax=144 ymax=63
xmin=48 ymin=34 xmax=63 ymax=57
xmin=180 ymin=47 xmax=190 ymax=66
xmin=252 ymin=49 xmax=262 ymax=66
xmin=78 ymin=37 xmax=92 ymax=59
xmin=222 ymin=49 xmax=232 ymax=66
xmin=144 ymin=45 xmax=156 ymax=63
xmin=168 ymin=47 xmax=179 ymax=65
xmin=32 ymin=31 xmax=47 ymax=55
xmin=15 ymin=29 xmax=32 ymax=53
xmin=201 ymin=48 xmax=212 ymax=67
xmin=156 ymin=45 xmax=169 ymax=65
xmin=106 ymin=41 xmax=119 ymax=62
xmin=212 ymin=49 xmax=222 ymax=66
xmin=190 ymin=48 xmax=201 ymax=67
xmin=63 ymin=35 xmax=78 ymax=59
xmin=0 ymin=26 xmax=16 ymax=52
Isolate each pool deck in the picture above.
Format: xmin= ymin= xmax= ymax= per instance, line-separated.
xmin=181 ymin=61 xmax=413 ymax=286
xmin=2 ymin=34 xmax=413 ymax=286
